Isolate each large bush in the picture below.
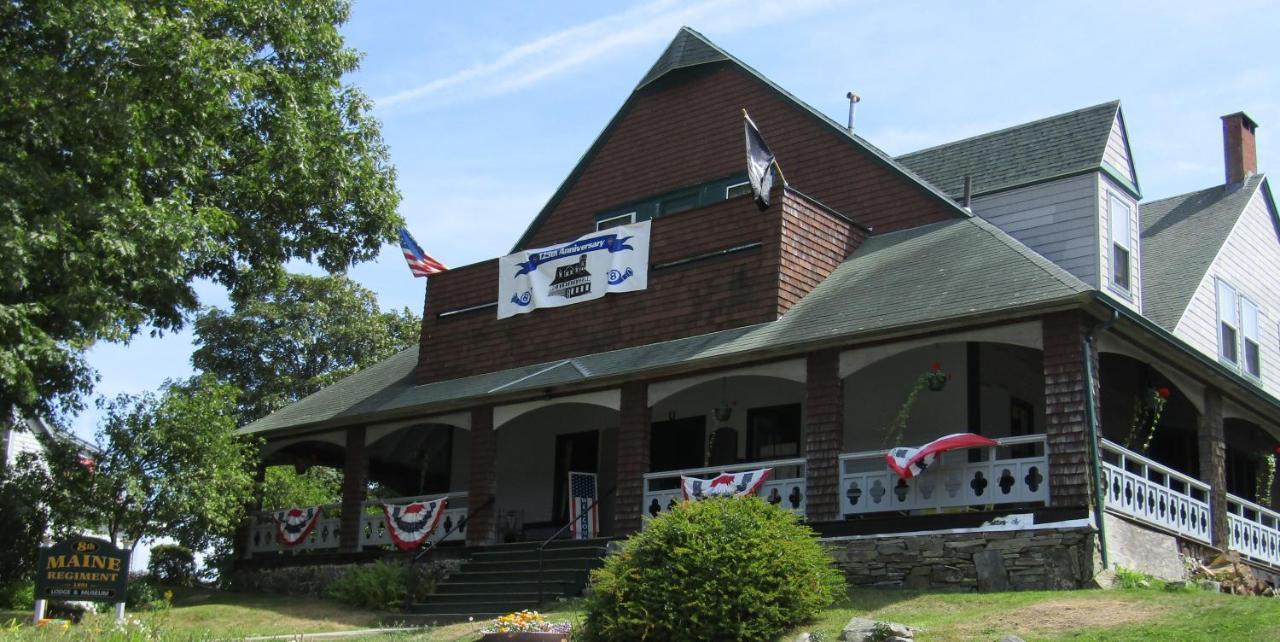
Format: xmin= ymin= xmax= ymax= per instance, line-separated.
xmin=324 ymin=562 xmax=408 ymax=611
xmin=583 ymin=496 xmax=845 ymax=641
xmin=148 ymin=544 xmax=196 ymax=586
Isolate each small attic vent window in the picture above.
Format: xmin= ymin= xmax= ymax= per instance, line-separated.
xmin=725 ymin=181 xmax=752 ymax=199
xmin=596 ymin=212 xmax=636 ymax=231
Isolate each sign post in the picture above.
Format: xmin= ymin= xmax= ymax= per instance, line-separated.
xmin=34 ymin=536 xmax=131 ymax=624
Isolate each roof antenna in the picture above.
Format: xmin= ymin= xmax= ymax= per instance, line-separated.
xmin=962 ymin=175 xmax=973 ymax=209
xmin=846 ymin=91 xmax=861 ymax=134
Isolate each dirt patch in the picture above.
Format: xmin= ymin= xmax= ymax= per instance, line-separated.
xmin=953 ymin=597 xmax=1167 ymax=638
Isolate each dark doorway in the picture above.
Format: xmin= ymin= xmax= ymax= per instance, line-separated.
xmin=650 ymin=416 xmax=707 ymax=472
xmin=747 ymin=404 xmax=802 ymax=461
xmin=553 ymin=430 xmax=599 ymax=524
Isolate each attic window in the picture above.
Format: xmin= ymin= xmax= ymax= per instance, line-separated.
xmin=1241 ymin=296 xmax=1260 ymax=379
xmin=596 ymin=211 xmax=636 ymax=231
xmin=1109 ymin=194 xmax=1132 ymax=293
xmin=725 ymin=181 xmax=752 ymax=199
xmin=1217 ymin=280 xmax=1239 ymax=365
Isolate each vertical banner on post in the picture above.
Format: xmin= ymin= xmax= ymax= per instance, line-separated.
xmin=568 ymin=471 xmax=599 ymax=540
xmin=498 ymin=220 xmax=650 ymax=319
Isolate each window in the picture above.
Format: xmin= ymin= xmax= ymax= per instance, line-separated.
xmin=595 ymin=211 xmax=635 ymax=231
xmin=1241 ymin=296 xmax=1261 ymax=378
xmin=1217 ymin=280 xmax=1239 ymax=365
xmin=1109 ymin=195 xmax=1132 ymax=291
xmin=725 ymin=181 xmax=752 ymax=199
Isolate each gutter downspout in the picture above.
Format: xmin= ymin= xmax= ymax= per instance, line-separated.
xmin=1083 ymin=309 xmax=1119 ymax=569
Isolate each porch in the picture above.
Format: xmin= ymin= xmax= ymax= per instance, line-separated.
xmin=239 ymin=315 xmax=1280 ymax=579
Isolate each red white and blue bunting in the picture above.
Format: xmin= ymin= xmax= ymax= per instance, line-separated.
xmin=886 ymin=433 xmax=999 ymax=480
xmin=272 ymin=507 xmax=323 ymax=546
xmin=681 ymin=468 xmax=772 ymax=501
xmin=568 ymin=472 xmax=598 ymax=540
xmin=382 ymin=498 xmax=448 ymax=551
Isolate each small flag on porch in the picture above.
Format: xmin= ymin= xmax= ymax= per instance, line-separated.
xmin=744 ymin=110 xmax=777 ymax=210
xmin=382 ymin=497 xmax=449 ymax=551
xmin=681 ymin=468 xmax=772 ymax=500
xmin=399 ymin=227 xmax=447 ymax=278
xmin=886 ymin=433 xmax=1000 ymax=480
xmin=569 ymin=472 xmax=599 ymax=540
xmin=272 ymin=507 xmax=323 ymax=547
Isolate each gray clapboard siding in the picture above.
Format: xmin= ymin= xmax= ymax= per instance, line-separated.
xmin=1173 ymin=185 xmax=1280 ymax=397
xmin=3 ymin=428 xmax=40 ymax=467
xmin=970 ymin=173 xmax=1099 ymax=286
xmin=1097 ymin=174 xmax=1142 ymax=312
xmin=1102 ymin=113 xmax=1136 ymax=185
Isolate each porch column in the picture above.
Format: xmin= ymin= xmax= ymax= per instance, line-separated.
xmin=804 ymin=350 xmax=843 ymax=522
xmin=466 ymin=406 xmax=497 ymax=547
xmin=1042 ymin=312 xmax=1096 ymax=508
xmin=338 ymin=426 xmax=368 ymax=553
xmin=1198 ymin=389 xmax=1228 ymax=547
xmin=614 ymin=382 xmax=650 ymax=535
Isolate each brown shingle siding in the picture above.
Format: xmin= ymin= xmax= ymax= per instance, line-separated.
xmin=1042 ymin=311 xmax=1096 ymax=508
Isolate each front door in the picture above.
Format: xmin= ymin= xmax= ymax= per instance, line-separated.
xmin=553 ymin=430 xmax=599 ymax=525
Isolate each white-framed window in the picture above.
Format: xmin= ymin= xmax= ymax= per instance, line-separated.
xmin=1109 ymin=194 xmax=1132 ymax=292
xmin=595 ymin=211 xmax=636 ymax=231
xmin=1217 ymin=279 xmax=1240 ymax=365
xmin=1241 ymin=296 xmax=1261 ymax=379
xmin=725 ymin=181 xmax=752 ymax=199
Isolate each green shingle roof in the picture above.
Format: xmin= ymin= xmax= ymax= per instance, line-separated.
xmin=636 ymin=27 xmax=729 ymax=89
xmin=896 ymin=101 xmax=1123 ymax=199
xmin=240 ymin=216 xmax=1089 ymax=437
xmin=1140 ymin=175 xmax=1266 ymax=330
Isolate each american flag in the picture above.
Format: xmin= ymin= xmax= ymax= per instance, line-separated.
xmin=398 ymin=227 xmax=447 ymax=278
xmin=568 ymin=471 xmax=598 ymax=540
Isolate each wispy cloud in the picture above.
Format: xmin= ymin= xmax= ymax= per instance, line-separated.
xmin=374 ymin=0 xmax=842 ymax=111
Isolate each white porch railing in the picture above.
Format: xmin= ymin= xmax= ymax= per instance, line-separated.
xmin=360 ymin=493 xmax=468 ymax=548
xmin=642 ymin=458 xmax=806 ymax=522
xmin=837 ymin=434 xmax=1049 ymax=516
xmin=1227 ymin=493 xmax=1280 ymax=567
xmin=1100 ymin=439 xmax=1211 ymax=544
xmin=247 ymin=492 xmax=467 ymax=555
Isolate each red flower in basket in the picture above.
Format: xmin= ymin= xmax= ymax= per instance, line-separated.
xmin=1156 ymin=386 xmax=1171 ymax=399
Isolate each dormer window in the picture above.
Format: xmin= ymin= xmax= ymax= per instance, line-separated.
xmin=1109 ymin=194 xmax=1132 ymax=292
xmin=1241 ymin=297 xmax=1261 ymax=379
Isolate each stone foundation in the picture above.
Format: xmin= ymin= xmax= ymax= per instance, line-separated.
xmin=823 ymin=526 xmax=1097 ymax=591
xmin=1102 ymin=513 xmax=1185 ymax=581
xmin=230 ymin=557 xmax=464 ymax=598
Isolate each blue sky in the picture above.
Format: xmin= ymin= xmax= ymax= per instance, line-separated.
xmin=69 ymin=0 xmax=1280 ymax=439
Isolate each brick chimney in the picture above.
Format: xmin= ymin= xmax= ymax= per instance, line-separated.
xmin=1221 ymin=112 xmax=1259 ymax=184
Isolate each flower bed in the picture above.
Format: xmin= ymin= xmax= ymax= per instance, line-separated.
xmin=479 ymin=610 xmax=571 ymax=641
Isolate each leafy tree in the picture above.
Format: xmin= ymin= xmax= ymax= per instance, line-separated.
xmin=0 ymin=453 xmax=52 ymax=589
xmin=261 ymin=464 xmax=343 ymax=510
xmin=42 ymin=376 xmax=258 ymax=551
xmin=0 ymin=0 xmax=401 ymax=420
xmin=192 ymin=271 xmax=419 ymax=424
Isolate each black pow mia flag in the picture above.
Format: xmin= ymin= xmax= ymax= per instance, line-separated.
xmin=744 ymin=111 xmax=776 ymax=210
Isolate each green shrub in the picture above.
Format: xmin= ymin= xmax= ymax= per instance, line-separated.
xmin=123 ymin=576 xmax=171 ymax=611
xmin=583 ymin=496 xmax=845 ymax=642
xmin=148 ymin=544 xmax=196 ymax=586
xmin=0 ymin=580 xmax=34 ymax=609
xmin=324 ymin=561 xmax=408 ymax=611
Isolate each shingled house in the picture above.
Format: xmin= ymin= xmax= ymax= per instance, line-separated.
xmin=235 ymin=28 xmax=1280 ymax=605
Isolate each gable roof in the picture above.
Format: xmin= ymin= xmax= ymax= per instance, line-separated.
xmin=1140 ymin=174 xmax=1267 ymax=330
xmin=509 ymin=27 xmax=968 ymax=252
xmin=242 ymin=214 xmax=1089 ymax=436
xmin=896 ymin=101 xmax=1136 ymax=199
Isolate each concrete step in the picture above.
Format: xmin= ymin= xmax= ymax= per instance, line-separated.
xmin=410 ymin=598 xmax=541 ymax=616
xmin=414 ymin=591 xmax=543 ymax=605
xmin=469 ymin=537 xmax=613 ymax=554
xmin=440 ymin=568 xmax=588 ymax=584
xmin=470 ymin=545 xmax=609 ymax=563
xmin=459 ymin=557 xmax=604 ymax=574
xmin=435 ymin=580 xmax=579 ymax=595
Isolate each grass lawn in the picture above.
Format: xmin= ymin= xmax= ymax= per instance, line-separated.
xmin=3 ymin=586 xmax=1279 ymax=640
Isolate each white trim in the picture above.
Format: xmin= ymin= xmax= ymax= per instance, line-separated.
xmin=725 ymin=181 xmax=751 ymax=199
xmin=595 ymin=211 xmax=636 ymax=231
xmin=260 ymin=431 xmax=347 ymax=457
xmin=494 ymin=389 xmax=621 ymax=429
xmin=647 ymin=359 xmax=807 ymax=407
xmin=364 ymin=412 xmax=472 ymax=445
xmin=837 ymin=321 xmax=1042 ymax=379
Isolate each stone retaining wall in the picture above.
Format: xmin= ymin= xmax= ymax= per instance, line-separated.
xmin=823 ymin=527 xmax=1097 ymax=591
xmin=229 ymin=557 xmax=464 ymax=598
